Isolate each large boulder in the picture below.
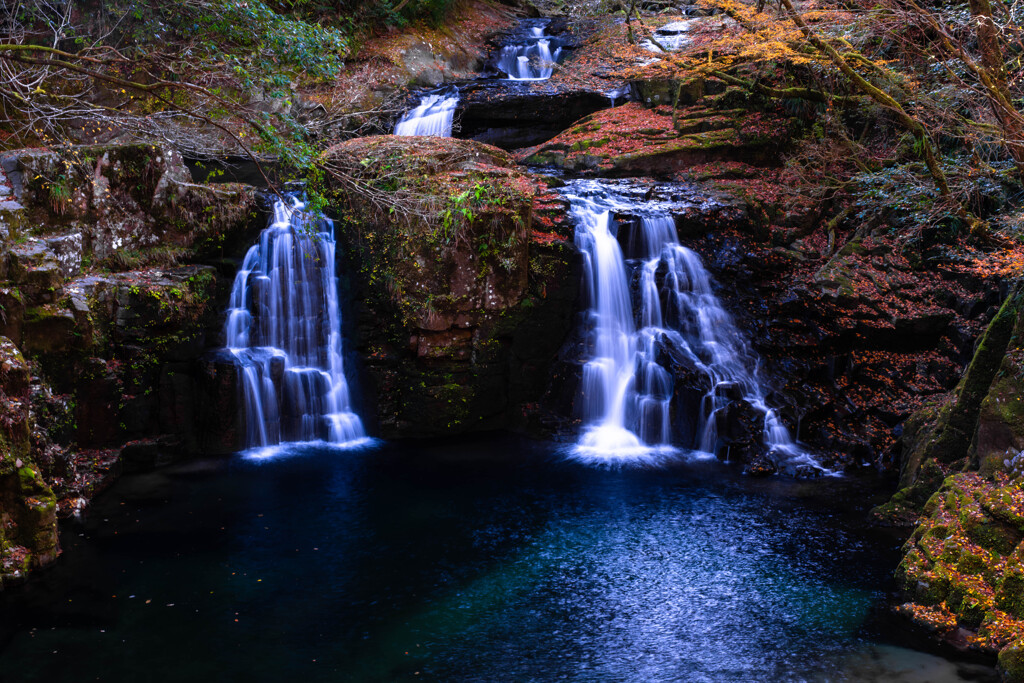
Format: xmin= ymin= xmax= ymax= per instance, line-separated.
xmin=895 ymin=473 xmax=1024 ymax=680
xmin=324 ymin=135 xmax=578 ymax=437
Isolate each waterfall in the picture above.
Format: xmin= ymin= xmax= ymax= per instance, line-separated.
xmin=224 ymin=196 xmax=368 ymax=452
xmin=643 ymin=20 xmax=697 ymax=53
xmin=566 ymin=180 xmax=822 ymax=472
xmin=394 ymin=90 xmax=459 ymax=137
xmin=497 ymin=25 xmax=562 ymax=81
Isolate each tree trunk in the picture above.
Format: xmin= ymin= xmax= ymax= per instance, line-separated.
xmin=778 ymin=0 xmax=952 ymax=197
xmin=967 ymin=0 xmax=1024 ymax=169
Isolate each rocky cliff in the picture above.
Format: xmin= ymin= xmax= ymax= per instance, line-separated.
xmin=0 ymin=143 xmax=263 ymax=587
xmin=325 ymin=135 xmax=578 ymax=437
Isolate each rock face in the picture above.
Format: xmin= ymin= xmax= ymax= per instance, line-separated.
xmin=458 ymin=83 xmax=611 ymax=150
xmin=875 ymin=282 xmax=1024 ymax=680
xmin=875 ymin=284 xmax=1024 ymax=520
xmin=626 ymin=156 xmax=997 ymax=471
xmin=325 ymin=136 xmax=579 ymax=437
xmin=0 ymin=143 xmax=264 ymax=585
xmin=0 ymin=337 xmax=58 ymax=588
xmin=519 ymin=100 xmax=797 ymax=175
xmin=10 ymin=144 xmax=262 ymax=267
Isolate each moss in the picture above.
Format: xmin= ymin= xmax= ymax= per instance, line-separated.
xmin=956 ymin=590 xmax=992 ymax=629
xmin=893 ymin=283 xmax=1024 ymax=498
xmin=6 ymin=463 xmax=59 ymax=567
xmin=837 ymin=238 xmax=868 ymax=257
xmin=915 ymin=570 xmax=950 ymax=605
xmin=997 ymin=570 xmax=1024 ymax=619
xmin=999 ymin=638 xmax=1024 ymax=682
xmin=895 ymin=471 xmax=1024 ymax=662
xmin=17 ymin=465 xmax=37 ymax=489
xmin=323 ymin=136 xmax=553 ymax=437
xmin=964 ymin=516 xmax=1022 ymax=555
xmin=872 ymin=458 xmax=948 ymax=524
xmin=955 ymin=548 xmax=989 ymax=575
xmin=981 ymin=486 xmax=1024 ymax=531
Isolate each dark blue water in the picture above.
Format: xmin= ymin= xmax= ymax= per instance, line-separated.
xmin=0 ymin=438 xmax=997 ymax=682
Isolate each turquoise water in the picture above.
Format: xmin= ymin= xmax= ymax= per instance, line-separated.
xmin=0 ymin=438 xmax=997 ymax=682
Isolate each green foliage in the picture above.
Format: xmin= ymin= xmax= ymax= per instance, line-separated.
xmin=141 ymin=0 xmax=350 ymax=86
xmin=46 ymin=175 xmax=72 ymax=215
xmin=273 ymin=0 xmax=459 ymax=29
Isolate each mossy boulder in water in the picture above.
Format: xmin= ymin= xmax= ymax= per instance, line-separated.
xmin=895 ymin=473 xmax=1024 ymax=679
xmin=876 ymin=279 xmax=1024 ymax=677
xmin=324 ymin=136 xmax=578 ymax=437
xmin=1001 ymin=638 xmax=1024 ymax=681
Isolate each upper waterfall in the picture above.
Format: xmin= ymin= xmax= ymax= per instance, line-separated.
xmin=565 ymin=180 xmax=824 ymax=474
xmin=497 ymin=24 xmax=562 ymax=80
xmin=394 ymin=90 xmax=459 ymax=137
xmin=223 ymin=195 xmax=369 ymax=454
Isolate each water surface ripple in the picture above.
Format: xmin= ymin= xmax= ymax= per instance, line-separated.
xmin=0 ymin=440 xmax=997 ymax=682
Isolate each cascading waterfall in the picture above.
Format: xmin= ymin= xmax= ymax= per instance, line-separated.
xmin=394 ymin=90 xmax=459 ymax=137
xmin=567 ymin=180 xmax=821 ymax=472
xmin=497 ymin=25 xmax=562 ymax=80
xmin=224 ymin=196 xmax=368 ymax=452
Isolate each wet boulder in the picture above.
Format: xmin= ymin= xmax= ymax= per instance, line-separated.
xmin=895 ymin=473 xmax=1024 ymax=677
xmin=715 ymin=398 xmax=766 ymax=460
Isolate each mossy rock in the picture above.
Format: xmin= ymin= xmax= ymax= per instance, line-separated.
xmin=914 ymin=570 xmax=951 ymax=606
xmin=0 ymin=336 xmax=32 ymax=463
xmin=882 ymin=283 xmax=1024 ymax=518
xmin=955 ymin=547 xmax=991 ymax=577
xmin=975 ymin=373 xmax=1024 ymax=478
xmin=997 ymin=569 xmax=1024 ymax=619
xmin=634 ymin=77 xmax=704 ymax=107
xmin=964 ymin=515 xmax=1022 ymax=555
xmin=999 ymin=638 xmax=1024 ymax=682
xmin=0 ymin=463 xmax=59 ymax=572
xmin=981 ymin=485 xmax=1024 ymax=532
xmin=956 ymin=591 xmax=992 ymax=629
xmin=837 ymin=238 xmax=868 ymax=257
xmin=872 ymin=458 xmax=948 ymax=524
xmin=325 ymin=136 xmax=575 ymax=437
xmin=21 ymin=306 xmax=78 ymax=356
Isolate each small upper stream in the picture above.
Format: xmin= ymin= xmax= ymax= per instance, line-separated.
xmin=394 ymin=89 xmax=460 ymax=137
xmin=497 ymin=22 xmax=563 ymax=81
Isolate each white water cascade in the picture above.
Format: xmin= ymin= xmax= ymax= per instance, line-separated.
xmin=394 ymin=90 xmax=459 ymax=137
xmin=497 ymin=25 xmax=562 ymax=80
xmin=224 ymin=196 xmax=368 ymax=452
xmin=567 ymin=181 xmax=821 ymax=472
